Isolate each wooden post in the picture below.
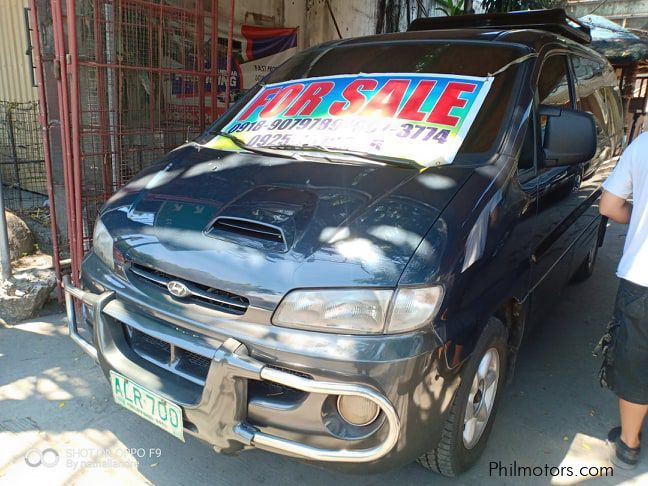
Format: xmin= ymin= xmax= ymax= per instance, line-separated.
xmin=621 ymin=63 xmax=638 ymax=137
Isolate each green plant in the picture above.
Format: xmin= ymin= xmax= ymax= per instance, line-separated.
xmin=435 ymin=0 xmax=465 ymax=16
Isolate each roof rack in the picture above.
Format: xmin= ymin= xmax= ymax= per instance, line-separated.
xmin=407 ymin=8 xmax=591 ymax=45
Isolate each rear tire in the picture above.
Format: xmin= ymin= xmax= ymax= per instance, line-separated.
xmin=418 ymin=317 xmax=508 ymax=476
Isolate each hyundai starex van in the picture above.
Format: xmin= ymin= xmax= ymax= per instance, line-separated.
xmin=64 ymin=9 xmax=623 ymax=476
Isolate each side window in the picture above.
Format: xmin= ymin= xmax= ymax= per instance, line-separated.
xmin=605 ymin=86 xmax=623 ymax=138
xmin=537 ymin=55 xmax=573 ymax=147
xmin=572 ymin=56 xmax=608 ymax=136
xmin=537 ymin=55 xmax=572 ymax=108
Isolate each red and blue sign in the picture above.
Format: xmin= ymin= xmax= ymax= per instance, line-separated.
xmin=208 ymin=73 xmax=493 ymax=166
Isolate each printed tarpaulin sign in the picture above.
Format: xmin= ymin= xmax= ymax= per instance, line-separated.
xmin=206 ymin=73 xmax=493 ymax=167
xmin=241 ymin=25 xmax=298 ymax=62
xmin=239 ymin=25 xmax=299 ymax=89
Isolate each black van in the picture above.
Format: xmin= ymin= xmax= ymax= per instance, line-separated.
xmin=64 ymin=9 xmax=623 ymax=476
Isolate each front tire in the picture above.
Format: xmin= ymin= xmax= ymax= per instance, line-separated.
xmin=418 ymin=317 xmax=508 ymax=476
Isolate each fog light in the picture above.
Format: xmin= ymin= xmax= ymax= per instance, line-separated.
xmin=337 ymin=395 xmax=380 ymax=426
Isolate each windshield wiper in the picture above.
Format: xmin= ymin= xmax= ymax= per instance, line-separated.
xmin=211 ymin=132 xmax=299 ymax=160
xmin=268 ymin=144 xmax=420 ymax=169
xmin=212 ymin=134 xmax=420 ymax=168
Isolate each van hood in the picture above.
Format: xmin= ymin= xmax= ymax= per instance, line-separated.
xmin=100 ymin=145 xmax=472 ymax=306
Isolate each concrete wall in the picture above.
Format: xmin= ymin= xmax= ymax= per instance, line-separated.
xmin=304 ymin=0 xmax=442 ymax=47
xmin=565 ymin=0 xmax=648 ymax=30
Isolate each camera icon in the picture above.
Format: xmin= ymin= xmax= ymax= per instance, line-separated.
xmin=24 ymin=448 xmax=60 ymax=468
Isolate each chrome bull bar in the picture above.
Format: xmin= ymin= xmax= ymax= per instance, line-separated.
xmin=62 ymin=276 xmax=401 ymax=463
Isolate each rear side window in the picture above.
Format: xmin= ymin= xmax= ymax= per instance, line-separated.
xmin=572 ymin=55 xmax=617 ymax=139
xmin=604 ymin=86 xmax=623 ymax=137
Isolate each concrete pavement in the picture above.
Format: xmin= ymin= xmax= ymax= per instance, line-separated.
xmin=0 ymin=222 xmax=646 ymax=485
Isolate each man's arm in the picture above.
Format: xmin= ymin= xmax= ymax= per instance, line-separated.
xmin=599 ymin=189 xmax=632 ymax=224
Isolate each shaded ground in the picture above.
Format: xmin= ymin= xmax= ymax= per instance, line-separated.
xmin=0 ymin=223 xmax=646 ymax=485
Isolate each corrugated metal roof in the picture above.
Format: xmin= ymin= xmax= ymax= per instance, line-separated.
xmin=0 ymin=0 xmax=38 ymax=102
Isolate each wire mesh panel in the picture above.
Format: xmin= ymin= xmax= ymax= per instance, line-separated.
xmin=0 ymin=101 xmax=50 ymax=224
xmin=72 ymin=0 xmax=227 ymax=251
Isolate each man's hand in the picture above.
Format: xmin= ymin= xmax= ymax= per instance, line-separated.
xmin=599 ymin=189 xmax=632 ymax=224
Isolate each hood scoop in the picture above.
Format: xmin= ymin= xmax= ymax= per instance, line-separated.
xmin=205 ymin=185 xmax=317 ymax=253
xmin=210 ymin=217 xmax=286 ymax=251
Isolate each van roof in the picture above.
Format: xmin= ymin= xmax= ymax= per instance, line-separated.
xmin=408 ymin=9 xmax=591 ymax=44
xmin=327 ymin=10 xmax=596 ymax=55
xmin=329 ymin=28 xmax=579 ymax=53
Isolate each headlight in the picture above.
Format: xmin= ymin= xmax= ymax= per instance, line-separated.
xmin=273 ymin=286 xmax=443 ymax=334
xmin=92 ymin=218 xmax=114 ymax=269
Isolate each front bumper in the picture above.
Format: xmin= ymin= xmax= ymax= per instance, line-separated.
xmin=63 ymin=275 xmax=403 ymax=464
xmin=62 ymin=249 xmax=456 ymax=472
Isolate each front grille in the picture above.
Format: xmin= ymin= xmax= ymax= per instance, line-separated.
xmin=125 ymin=325 xmax=211 ymax=385
xmin=129 ymin=263 xmax=249 ymax=315
xmin=183 ymin=350 xmax=211 ymax=369
xmin=123 ymin=323 xmax=310 ymax=403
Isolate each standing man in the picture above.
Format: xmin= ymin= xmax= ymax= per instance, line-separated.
xmin=598 ymin=132 xmax=648 ymax=469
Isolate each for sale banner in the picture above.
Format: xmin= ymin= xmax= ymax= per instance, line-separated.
xmin=206 ymin=73 xmax=493 ymax=167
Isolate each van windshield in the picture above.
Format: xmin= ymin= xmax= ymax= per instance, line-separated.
xmin=199 ymin=41 xmax=529 ymax=167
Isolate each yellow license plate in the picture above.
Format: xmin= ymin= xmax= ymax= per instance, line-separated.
xmin=110 ymin=370 xmax=184 ymax=441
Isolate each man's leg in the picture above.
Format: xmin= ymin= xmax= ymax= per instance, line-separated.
xmin=620 ymin=398 xmax=648 ymax=449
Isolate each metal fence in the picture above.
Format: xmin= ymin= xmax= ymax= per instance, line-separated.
xmin=0 ymin=101 xmax=50 ymax=225
xmin=73 ymin=0 xmax=221 ymax=247
xmin=29 ymin=0 xmax=239 ymax=284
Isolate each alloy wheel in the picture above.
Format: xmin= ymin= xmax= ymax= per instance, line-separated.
xmin=462 ymin=348 xmax=500 ymax=449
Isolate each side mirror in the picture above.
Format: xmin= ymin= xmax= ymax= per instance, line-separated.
xmin=539 ymin=104 xmax=596 ymax=167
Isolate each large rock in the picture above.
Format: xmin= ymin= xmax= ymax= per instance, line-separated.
xmin=4 ymin=211 xmax=35 ymax=261
xmin=0 ymin=254 xmax=56 ymax=324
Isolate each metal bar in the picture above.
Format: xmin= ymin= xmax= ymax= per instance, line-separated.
xmin=0 ymin=159 xmax=46 ymax=166
xmin=63 ymin=275 xmax=99 ymax=361
xmin=0 ymin=177 xmax=11 ymax=280
xmin=224 ymin=0 xmax=234 ymax=110
xmin=324 ymin=0 xmax=342 ymax=40
xmin=156 ymin=0 xmax=163 ymax=162
xmin=76 ymin=60 xmax=223 ymax=78
xmin=65 ymin=0 xmax=84 ymax=270
xmin=119 ymin=0 xmax=199 ymax=17
xmin=93 ymin=0 xmax=113 ymax=201
xmin=28 ymin=0 xmax=62 ymax=300
xmin=116 ymin=0 xmax=125 ymax=188
xmin=234 ymin=365 xmax=400 ymax=462
xmin=148 ymin=9 xmax=154 ymax=139
xmin=52 ymin=0 xmax=79 ymax=285
xmin=196 ymin=1 xmax=205 ymax=131
xmin=104 ymin=1 xmax=119 ymax=191
xmin=210 ymin=0 xmax=218 ymax=121
xmin=5 ymin=109 xmax=23 ymax=209
xmin=24 ymin=7 xmax=37 ymax=88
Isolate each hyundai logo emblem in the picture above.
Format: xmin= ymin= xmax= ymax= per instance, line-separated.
xmin=167 ymin=280 xmax=191 ymax=298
